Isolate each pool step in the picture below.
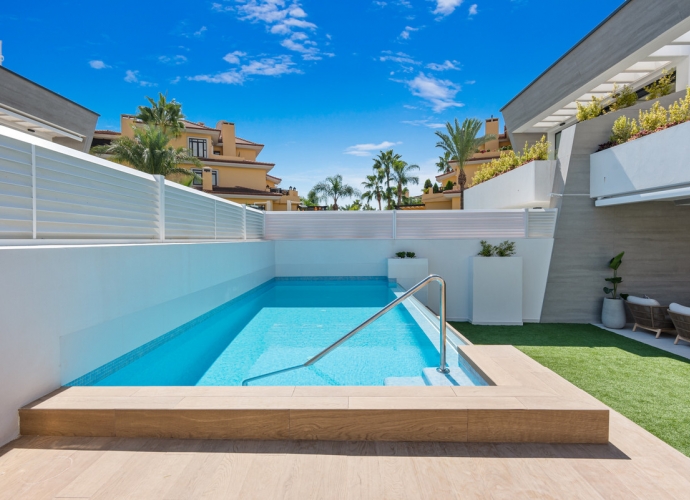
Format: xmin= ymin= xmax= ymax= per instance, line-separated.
xmin=422 ymin=367 xmax=477 ymax=387
xmin=384 ymin=376 xmax=426 ymax=386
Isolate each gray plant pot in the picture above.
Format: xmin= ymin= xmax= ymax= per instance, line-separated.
xmin=602 ymin=298 xmax=626 ymax=329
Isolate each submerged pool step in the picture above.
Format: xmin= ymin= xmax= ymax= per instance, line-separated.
xmin=384 ymin=376 xmax=426 ymax=386
xmin=422 ymin=367 xmax=477 ymax=387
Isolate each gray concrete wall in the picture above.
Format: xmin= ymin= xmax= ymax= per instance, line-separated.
xmin=0 ymin=67 xmax=98 ymax=152
xmin=502 ymin=0 xmax=690 ymax=133
xmin=541 ymin=91 xmax=690 ymax=323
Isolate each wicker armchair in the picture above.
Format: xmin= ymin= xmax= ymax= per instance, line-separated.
xmin=669 ymin=311 xmax=690 ymax=345
xmin=626 ymin=302 xmax=675 ymax=338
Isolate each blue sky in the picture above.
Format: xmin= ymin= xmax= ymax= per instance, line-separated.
xmin=2 ymin=0 xmax=623 ymax=197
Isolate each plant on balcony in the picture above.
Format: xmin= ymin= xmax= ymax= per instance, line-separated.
xmin=609 ymin=84 xmax=638 ymax=112
xmin=444 ymin=180 xmax=454 ymax=191
xmin=576 ymin=96 xmax=604 ymax=122
xmin=432 ymin=183 xmax=440 ymax=193
xmin=609 ymin=116 xmax=640 ymax=145
xmin=598 ymin=89 xmax=690 ymax=151
xmin=644 ymin=69 xmax=675 ymax=101
xmin=471 ymin=136 xmax=549 ymax=186
xmin=424 ymin=179 xmax=433 ymax=190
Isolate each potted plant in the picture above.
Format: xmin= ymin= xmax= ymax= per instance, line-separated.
xmin=602 ymin=252 xmax=629 ymax=329
xmin=395 ymin=251 xmax=406 ymax=259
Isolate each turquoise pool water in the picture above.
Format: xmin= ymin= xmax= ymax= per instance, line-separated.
xmin=83 ymin=279 xmax=485 ymax=387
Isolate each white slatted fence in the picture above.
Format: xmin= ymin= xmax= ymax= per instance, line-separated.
xmin=0 ymin=125 xmax=264 ymax=242
xmin=265 ymin=209 xmax=557 ymax=240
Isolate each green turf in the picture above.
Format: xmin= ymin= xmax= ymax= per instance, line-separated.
xmin=450 ymin=322 xmax=690 ymax=457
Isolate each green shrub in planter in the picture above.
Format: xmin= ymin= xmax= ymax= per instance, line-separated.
xmin=396 ymin=251 xmax=406 ymax=258
xmin=405 ymin=252 xmax=415 ymax=258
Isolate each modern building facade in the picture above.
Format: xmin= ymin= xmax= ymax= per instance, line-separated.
xmin=489 ymin=0 xmax=690 ymax=322
xmin=97 ymin=116 xmax=300 ymax=211
xmin=0 ymin=66 xmax=98 ymax=152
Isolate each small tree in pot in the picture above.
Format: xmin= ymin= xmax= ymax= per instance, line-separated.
xmin=602 ymin=252 xmax=629 ymax=329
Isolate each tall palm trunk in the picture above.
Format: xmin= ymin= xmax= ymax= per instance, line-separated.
xmin=377 ymin=193 xmax=382 ymax=211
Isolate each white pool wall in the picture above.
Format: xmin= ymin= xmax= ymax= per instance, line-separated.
xmin=0 ymin=241 xmax=274 ymax=446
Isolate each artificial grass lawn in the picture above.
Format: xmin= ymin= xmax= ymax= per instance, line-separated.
xmin=451 ymin=322 xmax=690 ymax=457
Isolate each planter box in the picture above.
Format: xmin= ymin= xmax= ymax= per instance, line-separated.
xmin=591 ymin=121 xmax=690 ymax=205
xmin=388 ymin=258 xmax=429 ymax=306
xmin=464 ymin=160 xmax=555 ymax=210
xmin=470 ymin=257 xmax=523 ymax=325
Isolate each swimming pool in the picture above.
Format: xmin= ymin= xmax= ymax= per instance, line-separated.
xmin=71 ymin=279 xmax=486 ymax=387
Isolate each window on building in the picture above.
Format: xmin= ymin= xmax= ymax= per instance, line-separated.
xmin=554 ymin=131 xmax=562 ymax=159
xmin=188 ymin=138 xmax=207 ymax=158
xmin=191 ymin=169 xmax=218 ymax=186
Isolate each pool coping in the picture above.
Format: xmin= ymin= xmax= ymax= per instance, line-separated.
xmin=20 ymin=344 xmax=610 ymax=444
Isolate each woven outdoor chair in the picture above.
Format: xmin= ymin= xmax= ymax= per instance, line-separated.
xmin=669 ymin=311 xmax=690 ymax=345
xmin=626 ymin=302 xmax=676 ymax=338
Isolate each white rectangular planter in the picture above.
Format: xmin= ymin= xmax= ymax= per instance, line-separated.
xmin=388 ymin=258 xmax=429 ymax=305
xmin=470 ymin=257 xmax=523 ymax=325
xmin=591 ymin=120 xmax=690 ymax=204
xmin=465 ymin=160 xmax=555 ymax=210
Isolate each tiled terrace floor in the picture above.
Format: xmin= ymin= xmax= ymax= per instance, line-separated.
xmin=1 ymin=409 xmax=690 ymax=499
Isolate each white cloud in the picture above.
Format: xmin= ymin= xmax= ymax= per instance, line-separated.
xmin=468 ymin=3 xmax=478 ymax=16
xmin=124 ymin=70 xmax=139 ymax=83
xmin=124 ymin=70 xmax=156 ymax=87
xmin=402 ymin=119 xmax=446 ymax=129
xmin=344 ymin=141 xmax=401 ymax=157
xmin=194 ymin=26 xmax=208 ymax=37
xmin=171 ymin=76 xmax=181 ymax=84
xmin=89 ymin=60 xmax=109 ymax=69
xmin=426 ymin=60 xmax=460 ymax=71
xmin=433 ymin=0 xmax=463 ymax=16
xmin=158 ymin=55 xmax=188 ymax=65
xmin=379 ymin=51 xmax=421 ymax=66
xmin=223 ymin=50 xmax=247 ymax=64
xmin=399 ymin=26 xmax=419 ymax=40
xmin=189 ymin=54 xmax=301 ymax=84
xmin=234 ymin=0 xmax=327 ymax=60
xmin=402 ymin=72 xmax=464 ymax=112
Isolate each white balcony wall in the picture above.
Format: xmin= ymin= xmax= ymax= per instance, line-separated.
xmin=464 ymin=161 xmax=556 ymax=210
xmin=0 ymin=240 xmax=275 ymax=446
xmin=591 ymin=121 xmax=690 ymax=205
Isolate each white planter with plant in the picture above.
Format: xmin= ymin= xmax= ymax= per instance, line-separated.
xmin=470 ymin=241 xmax=523 ymax=325
xmin=388 ymin=254 xmax=429 ymax=306
xmin=601 ymin=252 xmax=629 ymax=329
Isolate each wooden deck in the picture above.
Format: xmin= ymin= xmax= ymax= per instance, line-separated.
xmin=1 ymin=410 xmax=690 ymax=499
xmin=19 ymin=346 xmax=609 ymax=444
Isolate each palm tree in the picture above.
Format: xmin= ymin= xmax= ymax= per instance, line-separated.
xmin=312 ymin=174 xmax=361 ymax=210
xmin=391 ymin=160 xmax=420 ymax=207
xmin=92 ymin=125 xmax=201 ymax=177
xmin=373 ymin=150 xmax=401 ymax=209
xmin=435 ymin=118 xmax=496 ymax=209
xmin=136 ymin=93 xmax=186 ymax=138
xmin=436 ymin=151 xmax=452 ymax=173
xmin=361 ymin=170 xmax=385 ymax=210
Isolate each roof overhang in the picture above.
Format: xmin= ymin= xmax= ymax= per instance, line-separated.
xmin=502 ymin=0 xmax=690 ymax=135
xmin=0 ymin=103 xmax=84 ymax=143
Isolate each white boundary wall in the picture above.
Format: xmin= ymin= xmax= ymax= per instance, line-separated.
xmin=274 ymin=238 xmax=553 ymax=323
xmin=0 ymin=125 xmax=264 ymax=241
xmin=0 ymin=241 xmax=274 ymax=446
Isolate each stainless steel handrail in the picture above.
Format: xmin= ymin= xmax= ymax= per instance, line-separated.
xmin=241 ymin=274 xmax=449 ymax=386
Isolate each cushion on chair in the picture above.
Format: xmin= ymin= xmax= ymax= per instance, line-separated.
xmin=669 ymin=303 xmax=690 ymax=316
xmin=626 ymin=296 xmax=661 ymax=307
